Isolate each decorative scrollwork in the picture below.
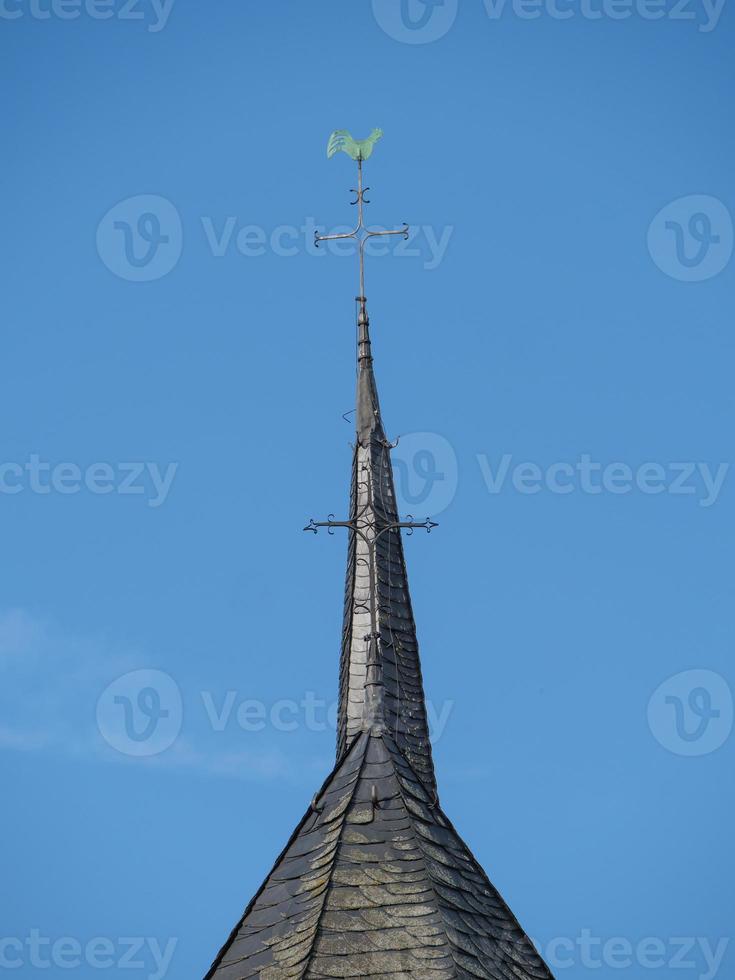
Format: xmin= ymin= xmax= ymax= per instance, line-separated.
xmin=400 ymin=516 xmax=438 ymax=536
xmin=306 ymin=512 xmax=437 ymax=539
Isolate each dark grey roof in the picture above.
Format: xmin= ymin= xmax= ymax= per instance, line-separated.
xmin=205 ymin=310 xmax=554 ymax=979
xmin=206 ymin=731 xmax=552 ymax=979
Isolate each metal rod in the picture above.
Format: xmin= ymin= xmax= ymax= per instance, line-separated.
xmin=358 ymin=159 xmax=365 ymax=304
xmin=314 ymin=158 xmax=409 ymax=325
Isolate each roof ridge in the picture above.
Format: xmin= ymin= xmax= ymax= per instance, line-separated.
xmin=366 ymin=733 xmax=461 ymax=979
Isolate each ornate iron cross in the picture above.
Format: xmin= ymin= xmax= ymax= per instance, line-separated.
xmin=303 ymin=463 xmax=437 ymax=547
xmin=304 ymin=464 xmax=437 ymax=704
xmin=314 ymin=155 xmax=409 ymax=322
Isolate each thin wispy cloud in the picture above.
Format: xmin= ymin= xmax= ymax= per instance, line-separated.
xmin=0 ymin=608 xmax=324 ymax=785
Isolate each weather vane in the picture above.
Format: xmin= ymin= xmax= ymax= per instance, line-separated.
xmin=316 ymin=128 xmax=409 ymax=325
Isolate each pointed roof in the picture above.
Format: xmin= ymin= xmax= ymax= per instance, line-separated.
xmin=337 ymin=303 xmax=436 ymax=796
xmin=205 ymin=309 xmax=553 ymax=979
xmin=206 ymin=730 xmax=552 ymax=979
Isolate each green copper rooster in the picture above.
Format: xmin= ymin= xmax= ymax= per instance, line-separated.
xmin=327 ymin=128 xmax=384 ymax=162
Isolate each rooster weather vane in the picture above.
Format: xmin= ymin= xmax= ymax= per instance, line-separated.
xmin=316 ymin=128 xmax=409 ymax=326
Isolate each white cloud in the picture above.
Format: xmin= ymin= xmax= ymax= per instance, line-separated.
xmin=0 ymin=608 xmax=326 ymax=786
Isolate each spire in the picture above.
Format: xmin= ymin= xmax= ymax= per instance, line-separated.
xmin=307 ymin=151 xmax=438 ymax=792
xmin=356 ymin=301 xmax=380 ymax=443
xmin=341 ymin=307 xmax=438 ymax=791
xmin=205 ymin=131 xmax=556 ymax=980
xmin=305 ymin=308 xmax=438 ymax=789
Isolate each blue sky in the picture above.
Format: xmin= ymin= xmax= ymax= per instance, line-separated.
xmin=1 ymin=1 xmax=733 ymax=977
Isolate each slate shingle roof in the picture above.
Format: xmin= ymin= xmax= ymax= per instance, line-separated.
xmin=205 ymin=309 xmax=554 ymax=979
xmin=336 ymin=310 xmax=436 ymax=796
xmin=206 ymin=731 xmax=552 ymax=979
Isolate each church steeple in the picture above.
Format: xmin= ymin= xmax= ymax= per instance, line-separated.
xmin=204 ymin=132 xmax=555 ymax=980
xmin=339 ymin=305 xmax=438 ymax=791
xmin=306 ymin=152 xmax=438 ymax=793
